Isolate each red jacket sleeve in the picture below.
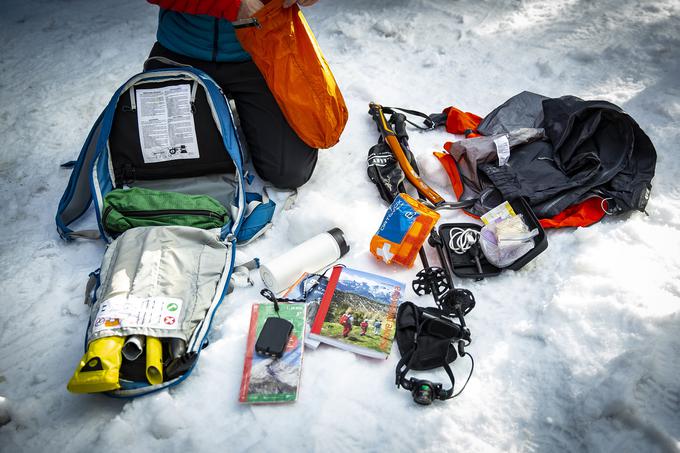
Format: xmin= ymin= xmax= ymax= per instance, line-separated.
xmin=147 ymin=0 xmax=243 ymax=21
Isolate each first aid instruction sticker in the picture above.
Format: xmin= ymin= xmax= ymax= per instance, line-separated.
xmin=93 ymin=296 xmax=183 ymax=333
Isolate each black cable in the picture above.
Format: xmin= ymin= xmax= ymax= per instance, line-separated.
xmin=259 ymin=267 xmax=334 ymax=312
xmin=450 ymin=352 xmax=474 ymax=399
xmin=260 ymin=289 xmax=282 ymax=317
xmin=432 ymin=200 xmax=477 ymax=211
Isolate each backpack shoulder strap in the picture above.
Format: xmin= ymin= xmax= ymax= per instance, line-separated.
xmin=55 ymin=112 xmax=104 ymax=241
xmin=236 ymin=188 xmax=277 ymax=244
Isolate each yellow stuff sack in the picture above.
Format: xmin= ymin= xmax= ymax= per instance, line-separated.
xmin=67 ymin=336 xmax=125 ymax=394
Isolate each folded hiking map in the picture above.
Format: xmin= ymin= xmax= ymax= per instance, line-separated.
xmin=309 ymin=266 xmax=405 ymax=359
xmin=239 ymin=303 xmax=306 ymax=404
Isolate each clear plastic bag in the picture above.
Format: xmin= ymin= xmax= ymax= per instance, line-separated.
xmin=479 ymin=214 xmax=538 ymax=268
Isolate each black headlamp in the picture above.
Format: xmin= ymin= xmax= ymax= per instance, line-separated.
xmin=403 ymin=378 xmax=446 ymax=405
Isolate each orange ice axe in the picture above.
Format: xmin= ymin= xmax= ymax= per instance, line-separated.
xmin=368 ymin=102 xmax=445 ymax=206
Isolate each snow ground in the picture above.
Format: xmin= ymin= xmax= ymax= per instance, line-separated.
xmin=1 ymin=0 xmax=679 ymax=451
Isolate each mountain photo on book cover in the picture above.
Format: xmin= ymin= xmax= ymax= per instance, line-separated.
xmin=317 ymin=267 xmax=404 ymax=357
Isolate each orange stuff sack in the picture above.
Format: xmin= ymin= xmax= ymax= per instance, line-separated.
xmin=235 ymin=0 xmax=348 ymax=149
xmin=370 ymin=193 xmax=440 ymax=268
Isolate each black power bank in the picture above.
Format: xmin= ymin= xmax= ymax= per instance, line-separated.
xmin=255 ymin=317 xmax=294 ymax=358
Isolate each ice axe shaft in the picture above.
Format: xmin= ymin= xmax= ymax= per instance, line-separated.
xmin=369 ymin=102 xmax=445 ymax=206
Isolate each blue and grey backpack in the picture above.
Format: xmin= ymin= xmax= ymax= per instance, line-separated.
xmin=56 ymin=67 xmax=274 ymax=397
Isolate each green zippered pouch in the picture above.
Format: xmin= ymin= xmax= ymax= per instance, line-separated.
xmin=102 ymin=187 xmax=229 ymax=234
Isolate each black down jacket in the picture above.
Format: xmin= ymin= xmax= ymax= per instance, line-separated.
xmin=473 ymin=91 xmax=656 ymax=218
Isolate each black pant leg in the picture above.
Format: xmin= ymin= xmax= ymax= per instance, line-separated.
xmin=217 ymin=61 xmax=318 ymax=190
xmin=146 ymin=42 xmax=318 ymax=190
xmin=146 ymin=42 xmax=217 ymax=73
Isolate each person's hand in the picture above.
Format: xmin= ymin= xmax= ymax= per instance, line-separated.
xmin=283 ymin=0 xmax=319 ymax=8
xmin=237 ymin=0 xmax=264 ymax=19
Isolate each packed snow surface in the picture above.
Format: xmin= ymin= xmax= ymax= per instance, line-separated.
xmin=1 ymin=0 xmax=679 ymax=451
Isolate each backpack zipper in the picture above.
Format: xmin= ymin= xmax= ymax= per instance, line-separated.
xmin=102 ymin=205 xmax=227 ymax=225
xmin=212 ymin=18 xmax=219 ymax=62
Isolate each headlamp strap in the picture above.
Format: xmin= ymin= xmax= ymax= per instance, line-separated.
xmin=395 ymin=345 xmax=456 ymax=401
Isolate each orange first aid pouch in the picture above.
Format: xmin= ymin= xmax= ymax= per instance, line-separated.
xmin=370 ymin=193 xmax=440 ymax=268
xmin=235 ymin=0 xmax=348 ymax=149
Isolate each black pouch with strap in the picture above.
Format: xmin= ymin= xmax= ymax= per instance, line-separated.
xmin=395 ymin=302 xmax=473 ymax=405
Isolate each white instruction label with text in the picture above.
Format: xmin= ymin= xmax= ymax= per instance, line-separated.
xmin=136 ymin=84 xmax=200 ymax=163
xmin=92 ymin=296 xmax=183 ymax=333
